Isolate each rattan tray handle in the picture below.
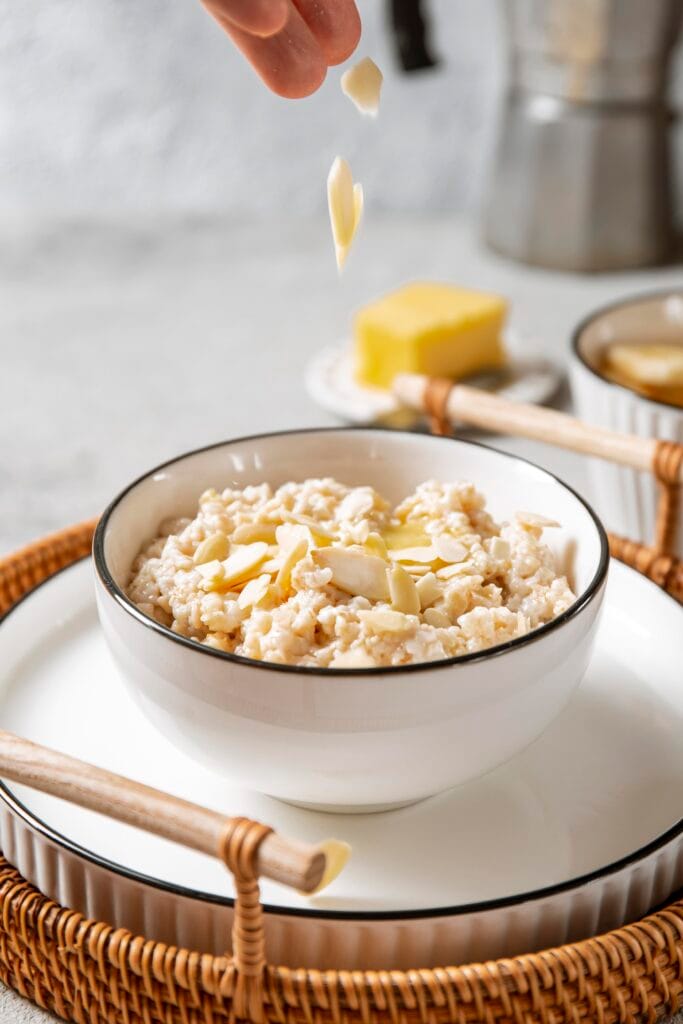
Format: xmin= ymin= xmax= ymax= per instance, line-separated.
xmin=0 ymin=727 xmax=346 ymax=1021
xmin=393 ymin=373 xmax=683 ymax=600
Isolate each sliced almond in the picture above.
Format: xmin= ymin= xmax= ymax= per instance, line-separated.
xmin=389 ymin=545 xmax=439 ymax=564
xmin=329 ymin=648 xmax=376 ymax=669
xmin=195 ymin=558 xmax=224 ymax=579
xmin=516 ymin=512 xmax=560 ymax=530
xmin=196 ymin=561 xmax=227 ymax=592
xmin=388 ymin=564 xmax=420 ymax=616
xmin=364 ymin=532 xmax=388 ymax=559
xmin=275 ymin=538 xmax=309 ymax=592
xmin=260 ymin=557 xmax=283 ymax=575
xmin=232 ymin=523 xmax=278 ymax=544
xmin=276 ymin=523 xmax=313 ymax=551
xmin=489 ymin=537 xmax=511 ymax=561
xmin=238 ymin=574 xmax=271 ymax=610
xmin=193 ymin=533 xmax=230 ymax=565
xmin=402 ymin=564 xmax=431 ymax=577
xmin=283 ymin=512 xmax=335 ymax=541
xmin=416 ymin=572 xmax=442 ymax=610
xmin=424 ymin=608 xmax=451 ymax=629
xmin=327 ymin=157 xmax=363 ymax=271
xmin=306 ymin=839 xmax=352 ymax=894
xmin=222 ymin=542 xmax=268 ymax=586
xmin=434 ymin=535 xmax=468 ymax=564
xmin=315 ymin=547 xmax=389 ymax=601
xmin=341 ymin=56 xmax=383 ymax=117
xmin=437 ymin=561 xmax=475 ymax=580
xmin=358 ymin=608 xmax=412 ymax=633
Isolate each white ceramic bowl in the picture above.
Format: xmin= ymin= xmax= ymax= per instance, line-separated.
xmin=571 ymin=291 xmax=683 ymax=557
xmin=93 ymin=429 xmax=608 ymax=812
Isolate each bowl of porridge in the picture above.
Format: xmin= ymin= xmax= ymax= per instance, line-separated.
xmin=94 ymin=429 xmax=608 ymax=811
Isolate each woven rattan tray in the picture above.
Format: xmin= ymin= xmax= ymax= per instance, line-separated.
xmin=0 ymin=509 xmax=681 ymax=1024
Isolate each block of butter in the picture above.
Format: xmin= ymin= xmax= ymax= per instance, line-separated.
xmin=354 ymin=282 xmax=507 ymax=390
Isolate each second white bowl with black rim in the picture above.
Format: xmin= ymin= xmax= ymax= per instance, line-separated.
xmin=571 ymin=290 xmax=683 ymax=556
xmin=93 ymin=429 xmax=608 ymax=812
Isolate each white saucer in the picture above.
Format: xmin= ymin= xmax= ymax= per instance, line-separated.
xmin=305 ymin=331 xmax=563 ymax=427
xmin=0 ymin=557 xmax=681 ymax=968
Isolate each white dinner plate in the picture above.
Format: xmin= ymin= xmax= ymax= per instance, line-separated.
xmin=0 ymin=557 xmax=681 ymax=969
xmin=305 ymin=331 xmax=563 ymax=427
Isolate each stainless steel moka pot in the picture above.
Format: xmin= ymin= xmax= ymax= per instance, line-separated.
xmin=483 ymin=0 xmax=683 ymax=271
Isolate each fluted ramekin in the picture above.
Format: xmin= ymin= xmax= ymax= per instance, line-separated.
xmin=570 ymin=291 xmax=683 ymax=557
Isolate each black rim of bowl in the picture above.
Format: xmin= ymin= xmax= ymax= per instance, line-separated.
xmin=571 ymin=288 xmax=683 ymax=414
xmin=93 ymin=427 xmax=610 ymax=678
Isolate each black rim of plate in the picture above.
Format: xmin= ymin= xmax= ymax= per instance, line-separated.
xmin=0 ymin=556 xmax=680 ymax=921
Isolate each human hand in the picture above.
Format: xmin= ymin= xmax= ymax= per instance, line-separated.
xmin=201 ymin=0 xmax=362 ymax=98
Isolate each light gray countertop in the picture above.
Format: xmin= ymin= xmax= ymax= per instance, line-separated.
xmin=2 ymin=213 xmax=682 ymax=557
xmin=1 ymin=215 xmax=682 ymax=1021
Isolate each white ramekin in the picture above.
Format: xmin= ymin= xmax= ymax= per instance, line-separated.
xmin=570 ymin=291 xmax=683 ymax=557
xmin=93 ymin=429 xmax=608 ymax=812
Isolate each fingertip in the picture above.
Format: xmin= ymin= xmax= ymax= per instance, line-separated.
xmin=325 ymin=5 xmax=361 ymax=65
xmin=222 ymin=15 xmax=328 ymax=99
xmin=250 ymin=0 xmax=288 ymax=37
xmin=270 ymin=57 xmax=327 ymax=98
xmin=291 ymin=0 xmax=361 ymax=66
xmin=202 ymin=0 xmax=288 ymax=38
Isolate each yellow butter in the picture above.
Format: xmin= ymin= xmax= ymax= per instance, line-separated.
xmin=353 ymin=282 xmax=507 ymax=390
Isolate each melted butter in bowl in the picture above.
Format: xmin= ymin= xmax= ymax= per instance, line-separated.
xmin=600 ymin=341 xmax=683 ymax=408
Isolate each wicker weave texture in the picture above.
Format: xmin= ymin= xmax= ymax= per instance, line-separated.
xmin=0 ymin=523 xmax=682 ymax=1024
xmin=0 ymin=857 xmax=682 ymax=1024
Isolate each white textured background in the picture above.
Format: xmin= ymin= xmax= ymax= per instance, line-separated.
xmin=0 ymin=0 xmax=503 ymax=216
xmin=2 ymin=5 xmax=683 ymax=1022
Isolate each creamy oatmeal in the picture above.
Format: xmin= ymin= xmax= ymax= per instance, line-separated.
xmin=127 ymin=478 xmax=576 ymax=669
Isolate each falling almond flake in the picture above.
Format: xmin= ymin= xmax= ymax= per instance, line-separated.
xmin=327 ymin=156 xmax=363 ymax=271
xmin=341 ymin=57 xmax=383 ymax=117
